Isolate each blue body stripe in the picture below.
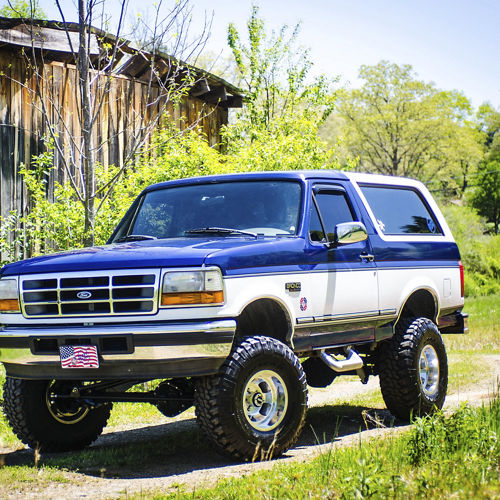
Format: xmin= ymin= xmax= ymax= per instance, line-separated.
xmin=224 ymin=261 xmax=459 ymax=278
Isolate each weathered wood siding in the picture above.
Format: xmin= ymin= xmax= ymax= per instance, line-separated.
xmin=0 ymin=47 xmax=228 ymax=221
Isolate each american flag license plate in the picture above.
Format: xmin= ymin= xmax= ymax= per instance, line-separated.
xmin=59 ymin=345 xmax=99 ymax=369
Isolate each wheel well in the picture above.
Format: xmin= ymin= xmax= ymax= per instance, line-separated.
xmin=398 ymin=289 xmax=437 ymax=324
xmin=235 ymin=299 xmax=291 ymax=346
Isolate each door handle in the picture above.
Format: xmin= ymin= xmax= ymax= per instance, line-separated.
xmin=360 ymin=252 xmax=375 ymax=262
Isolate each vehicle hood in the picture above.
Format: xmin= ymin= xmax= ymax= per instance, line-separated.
xmin=0 ymin=237 xmax=307 ymax=276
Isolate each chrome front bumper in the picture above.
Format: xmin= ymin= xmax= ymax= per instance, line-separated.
xmin=0 ymin=319 xmax=236 ymax=379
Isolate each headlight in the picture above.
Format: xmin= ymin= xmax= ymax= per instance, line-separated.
xmin=161 ymin=269 xmax=224 ymax=306
xmin=0 ymin=279 xmax=20 ymax=312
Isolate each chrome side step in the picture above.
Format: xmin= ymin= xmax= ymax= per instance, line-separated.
xmin=320 ymin=347 xmax=363 ymax=372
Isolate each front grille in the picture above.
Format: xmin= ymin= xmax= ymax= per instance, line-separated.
xmin=20 ymin=270 xmax=159 ymax=318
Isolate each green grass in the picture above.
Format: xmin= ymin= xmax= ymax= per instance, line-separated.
xmin=327 ymin=387 xmax=386 ymax=409
xmin=0 ymin=466 xmax=72 ymax=497
xmin=440 ymin=293 xmax=500 ymax=399
xmin=108 ymin=402 xmax=168 ymax=427
xmin=447 ymin=352 xmax=497 ymax=396
xmin=0 ymin=411 xmax=22 ymax=449
xmin=445 ymin=294 xmax=500 ymax=353
xmin=0 ymin=465 xmax=70 ymax=484
xmin=130 ymin=395 xmax=500 ymax=499
xmin=0 ymin=367 xmax=22 ymax=449
xmin=0 ymin=419 xmax=208 ymax=492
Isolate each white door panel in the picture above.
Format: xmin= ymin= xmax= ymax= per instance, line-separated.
xmin=298 ymin=269 xmax=379 ymax=319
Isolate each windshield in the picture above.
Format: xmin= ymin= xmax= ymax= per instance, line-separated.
xmin=112 ymin=180 xmax=302 ymax=241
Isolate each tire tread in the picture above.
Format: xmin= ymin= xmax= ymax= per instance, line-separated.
xmin=3 ymin=378 xmax=111 ymax=452
xmin=195 ymin=335 xmax=307 ymax=461
xmin=377 ymin=317 xmax=448 ymax=420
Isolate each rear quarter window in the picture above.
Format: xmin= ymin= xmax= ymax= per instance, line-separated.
xmin=360 ymin=185 xmax=442 ymax=235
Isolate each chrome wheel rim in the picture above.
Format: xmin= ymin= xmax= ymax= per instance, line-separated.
xmin=46 ymin=381 xmax=89 ymax=424
xmin=243 ymin=370 xmax=288 ymax=432
xmin=419 ymin=345 xmax=440 ymax=397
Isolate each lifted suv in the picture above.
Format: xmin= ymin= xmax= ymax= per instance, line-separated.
xmin=0 ymin=171 xmax=467 ymax=460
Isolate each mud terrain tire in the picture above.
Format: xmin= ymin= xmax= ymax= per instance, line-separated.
xmin=3 ymin=378 xmax=112 ymax=452
xmin=377 ymin=317 xmax=448 ymax=420
xmin=195 ymin=335 xmax=308 ymax=461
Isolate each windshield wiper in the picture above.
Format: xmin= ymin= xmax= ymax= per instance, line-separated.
xmin=185 ymin=227 xmax=258 ymax=238
xmin=114 ymin=234 xmax=158 ymax=243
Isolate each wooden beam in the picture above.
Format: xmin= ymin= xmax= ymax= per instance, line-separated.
xmin=116 ymin=53 xmax=147 ymax=78
xmin=189 ymin=78 xmax=210 ymax=97
xmin=0 ymin=25 xmax=100 ymax=55
xmin=202 ymin=85 xmax=227 ymax=104
xmin=223 ymin=95 xmax=243 ymax=108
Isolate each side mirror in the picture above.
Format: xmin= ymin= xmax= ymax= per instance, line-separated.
xmin=333 ymin=221 xmax=368 ymax=246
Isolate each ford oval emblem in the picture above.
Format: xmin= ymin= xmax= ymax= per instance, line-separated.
xmin=77 ymin=291 xmax=92 ymax=300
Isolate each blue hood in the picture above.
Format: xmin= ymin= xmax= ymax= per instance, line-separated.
xmin=1 ymin=237 xmax=307 ymax=276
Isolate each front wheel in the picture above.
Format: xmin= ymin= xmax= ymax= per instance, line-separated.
xmin=3 ymin=378 xmax=112 ymax=452
xmin=195 ymin=336 xmax=308 ymax=461
xmin=377 ymin=317 xmax=448 ymax=420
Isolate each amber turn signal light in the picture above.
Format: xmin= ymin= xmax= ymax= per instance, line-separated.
xmin=161 ymin=291 xmax=224 ymax=306
xmin=0 ymin=299 xmax=20 ymax=312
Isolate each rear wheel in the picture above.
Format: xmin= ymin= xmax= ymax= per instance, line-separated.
xmin=195 ymin=336 xmax=308 ymax=461
xmin=3 ymin=378 xmax=112 ymax=452
xmin=377 ymin=317 xmax=448 ymax=420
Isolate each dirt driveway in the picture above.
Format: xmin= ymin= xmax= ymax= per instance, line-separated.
xmin=1 ymin=356 xmax=499 ymax=499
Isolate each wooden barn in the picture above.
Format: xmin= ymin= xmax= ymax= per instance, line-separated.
xmin=0 ymin=16 xmax=242 ymax=225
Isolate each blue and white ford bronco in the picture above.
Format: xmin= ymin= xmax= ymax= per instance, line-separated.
xmin=0 ymin=171 xmax=467 ymax=460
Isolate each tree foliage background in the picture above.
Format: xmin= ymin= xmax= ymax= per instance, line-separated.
xmin=468 ymin=104 xmax=500 ymax=234
xmin=0 ymin=0 xmax=45 ymax=18
xmin=222 ymin=6 xmax=339 ymax=172
xmin=334 ymin=61 xmax=484 ymax=196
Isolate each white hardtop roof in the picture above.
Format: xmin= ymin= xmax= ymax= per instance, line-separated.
xmin=344 ymin=172 xmax=427 ymax=190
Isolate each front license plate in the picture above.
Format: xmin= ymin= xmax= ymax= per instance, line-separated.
xmin=59 ymin=345 xmax=99 ymax=369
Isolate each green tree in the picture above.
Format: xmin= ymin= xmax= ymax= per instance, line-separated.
xmin=442 ymin=204 xmax=500 ymax=294
xmin=466 ymin=104 xmax=500 ymax=233
xmin=337 ymin=61 xmax=483 ymax=190
xmin=469 ymin=161 xmax=500 ymax=234
xmin=0 ymin=0 xmax=45 ymax=18
xmin=223 ymin=6 xmax=339 ymax=171
xmin=477 ymin=103 xmax=500 ymax=160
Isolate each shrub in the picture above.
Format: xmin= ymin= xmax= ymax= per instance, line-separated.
xmin=0 ymin=127 xmax=224 ymax=261
xmin=408 ymin=399 xmax=499 ymax=466
xmin=441 ymin=204 xmax=500 ymax=296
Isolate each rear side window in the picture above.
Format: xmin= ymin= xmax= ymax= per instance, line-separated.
xmin=360 ymin=185 xmax=442 ymax=235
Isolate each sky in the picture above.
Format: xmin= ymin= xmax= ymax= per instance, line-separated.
xmin=36 ymin=0 xmax=500 ymax=109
